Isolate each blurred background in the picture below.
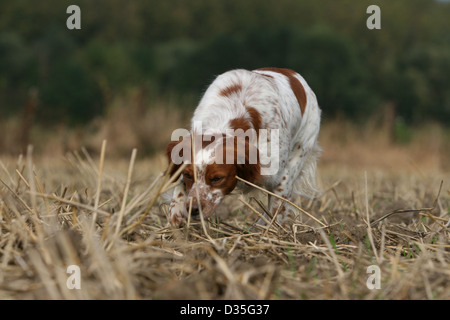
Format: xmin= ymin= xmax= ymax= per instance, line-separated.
xmin=0 ymin=0 xmax=449 ymax=170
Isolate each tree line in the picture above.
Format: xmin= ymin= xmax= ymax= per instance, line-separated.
xmin=0 ymin=0 xmax=449 ymax=126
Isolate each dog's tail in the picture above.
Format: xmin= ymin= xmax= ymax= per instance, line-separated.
xmin=293 ymin=143 xmax=322 ymax=198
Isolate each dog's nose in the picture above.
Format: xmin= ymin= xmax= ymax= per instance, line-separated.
xmin=186 ymin=201 xmax=199 ymax=217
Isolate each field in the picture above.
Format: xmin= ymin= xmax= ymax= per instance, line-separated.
xmin=0 ymin=115 xmax=449 ymax=300
xmin=1 ymin=0 xmax=449 ymax=302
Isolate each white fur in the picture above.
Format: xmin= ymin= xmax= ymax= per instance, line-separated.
xmin=193 ymin=69 xmax=321 ymax=196
xmin=168 ymin=68 xmax=321 ymax=226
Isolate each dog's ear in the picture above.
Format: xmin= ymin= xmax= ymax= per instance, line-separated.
xmin=165 ymin=140 xmax=183 ymax=178
xmin=236 ymin=161 xmax=261 ymax=184
xmin=165 ymin=135 xmax=193 ymax=178
xmin=234 ymin=139 xmax=262 ymax=184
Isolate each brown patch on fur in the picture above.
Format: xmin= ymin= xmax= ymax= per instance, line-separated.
xmin=165 ymin=133 xmax=217 ymax=179
xmin=217 ymin=136 xmax=262 ymax=186
xmin=166 ymin=133 xmax=228 ymax=178
xmin=229 ymin=107 xmax=262 ymax=141
xmin=229 ymin=117 xmax=252 ymax=132
xmin=256 ymin=67 xmax=307 ymax=115
xmin=199 ymin=133 xmax=226 ymax=149
xmin=231 ymin=137 xmax=262 ymax=185
xmin=165 ymin=139 xmax=184 ymax=178
xmin=167 ymin=126 xmax=262 ymax=199
xmin=205 ymin=163 xmax=237 ymax=195
xmin=219 ymin=83 xmax=242 ymax=97
xmin=246 ymin=106 xmax=262 ymax=133
xmin=228 ymin=116 xmax=259 ymax=160
xmin=259 ymin=73 xmax=274 ymax=79
xmin=181 ymin=165 xmax=195 ymax=192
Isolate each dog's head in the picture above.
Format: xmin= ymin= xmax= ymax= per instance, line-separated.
xmin=166 ymin=132 xmax=261 ymax=219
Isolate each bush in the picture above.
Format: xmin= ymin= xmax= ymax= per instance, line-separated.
xmin=394 ymin=45 xmax=450 ymax=123
xmin=162 ymin=26 xmax=377 ymax=120
xmin=0 ymin=32 xmax=37 ymax=116
xmin=39 ymin=59 xmax=103 ymax=124
xmin=287 ymin=26 xmax=376 ymax=119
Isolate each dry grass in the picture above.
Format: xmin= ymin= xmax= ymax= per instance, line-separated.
xmin=0 ymin=91 xmax=190 ymax=157
xmin=0 ymin=134 xmax=449 ymax=300
xmin=1 ymin=98 xmax=449 ymax=300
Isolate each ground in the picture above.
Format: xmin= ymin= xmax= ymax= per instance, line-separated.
xmin=0 ymin=139 xmax=448 ymax=299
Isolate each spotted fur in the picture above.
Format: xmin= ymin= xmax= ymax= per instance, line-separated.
xmin=165 ymin=68 xmax=321 ymax=227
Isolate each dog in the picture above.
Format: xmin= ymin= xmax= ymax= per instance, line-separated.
xmin=165 ymin=68 xmax=321 ymax=227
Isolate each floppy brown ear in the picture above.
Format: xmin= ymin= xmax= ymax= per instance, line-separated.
xmin=165 ymin=140 xmax=182 ymax=178
xmin=235 ymin=140 xmax=262 ymax=184
xmin=236 ymin=161 xmax=261 ymax=184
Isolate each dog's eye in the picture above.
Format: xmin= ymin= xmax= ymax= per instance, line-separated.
xmin=210 ymin=176 xmax=224 ymax=184
xmin=183 ymin=173 xmax=193 ymax=180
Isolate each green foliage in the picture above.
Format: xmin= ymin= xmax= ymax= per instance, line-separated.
xmin=393 ymin=117 xmax=412 ymax=144
xmin=35 ymin=27 xmax=104 ymax=124
xmin=39 ymin=58 xmax=103 ymax=124
xmin=0 ymin=32 xmax=35 ymax=86
xmin=161 ymin=26 xmax=377 ymax=119
xmin=287 ymin=26 xmax=376 ymax=119
xmin=82 ymin=41 xmax=155 ymax=91
xmin=394 ymin=45 xmax=450 ymax=122
xmin=0 ymin=32 xmax=37 ymax=115
xmin=0 ymin=0 xmax=449 ymax=126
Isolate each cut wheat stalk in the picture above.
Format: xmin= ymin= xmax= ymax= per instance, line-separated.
xmin=236 ymin=176 xmax=326 ymax=227
xmin=92 ymin=139 xmax=107 ymax=233
xmin=120 ymin=172 xmax=167 ymax=236
xmin=370 ymin=180 xmax=443 ymax=228
xmin=114 ymin=148 xmax=137 ymax=236
xmin=364 ymin=171 xmax=380 ymax=264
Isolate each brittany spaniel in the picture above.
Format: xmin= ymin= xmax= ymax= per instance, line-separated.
xmin=165 ymin=68 xmax=321 ymax=227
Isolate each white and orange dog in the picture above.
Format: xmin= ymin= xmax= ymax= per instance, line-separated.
xmin=165 ymin=68 xmax=321 ymax=227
